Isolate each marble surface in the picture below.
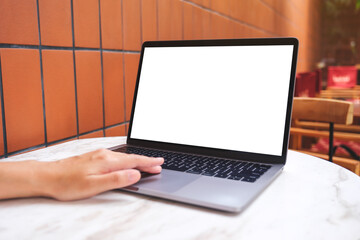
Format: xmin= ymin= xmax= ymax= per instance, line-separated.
xmin=0 ymin=137 xmax=360 ymax=240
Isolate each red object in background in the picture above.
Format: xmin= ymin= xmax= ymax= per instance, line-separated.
xmin=327 ymin=66 xmax=357 ymax=88
xmin=295 ymin=72 xmax=318 ymax=97
xmin=314 ymin=69 xmax=322 ymax=93
xmin=311 ymin=138 xmax=360 ymax=158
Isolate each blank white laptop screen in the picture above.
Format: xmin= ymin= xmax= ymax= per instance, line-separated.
xmin=130 ymin=45 xmax=294 ymax=156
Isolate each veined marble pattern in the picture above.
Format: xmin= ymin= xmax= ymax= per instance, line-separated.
xmin=0 ymin=137 xmax=359 ymax=240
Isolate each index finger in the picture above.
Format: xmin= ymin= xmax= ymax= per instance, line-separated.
xmin=95 ymin=149 xmax=164 ymax=172
xmin=121 ymin=153 xmax=164 ymax=169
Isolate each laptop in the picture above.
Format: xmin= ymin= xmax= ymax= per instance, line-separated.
xmin=110 ymin=38 xmax=298 ymax=212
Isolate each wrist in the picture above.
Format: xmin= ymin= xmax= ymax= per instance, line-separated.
xmin=30 ymin=160 xmax=58 ymax=198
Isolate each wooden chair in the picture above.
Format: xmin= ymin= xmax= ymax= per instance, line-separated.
xmin=290 ymin=97 xmax=360 ymax=175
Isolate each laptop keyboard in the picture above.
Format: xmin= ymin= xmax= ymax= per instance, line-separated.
xmin=114 ymin=146 xmax=271 ymax=183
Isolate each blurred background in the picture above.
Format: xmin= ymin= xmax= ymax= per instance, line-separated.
xmin=0 ymin=0 xmax=359 ymax=172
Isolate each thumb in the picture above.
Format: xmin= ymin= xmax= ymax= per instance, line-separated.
xmin=90 ymin=169 xmax=141 ymax=194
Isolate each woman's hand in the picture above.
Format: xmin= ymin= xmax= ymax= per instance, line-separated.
xmin=0 ymin=149 xmax=164 ymax=201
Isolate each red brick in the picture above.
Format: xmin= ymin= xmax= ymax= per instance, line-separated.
xmin=73 ymin=0 xmax=100 ymax=48
xmin=42 ymin=50 xmax=77 ymax=142
xmin=1 ymin=49 xmax=44 ymax=153
xmin=123 ymin=0 xmax=141 ymax=50
xmin=100 ymin=0 xmax=123 ymax=49
xmin=158 ymin=0 xmax=183 ymax=40
xmin=39 ymin=0 xmax=73 ymax=47
xmin=105 ymin=125 xmax=126 ymax=137
xmin=75 ymin=51 xmax=103 ymax=133
xmin=103 ymin=52 xmax=125 ymax=126
xmin=142 ymin=0 xmax=158 ymax=42
xmin=0 ymin=0 xmax=39 ymax=45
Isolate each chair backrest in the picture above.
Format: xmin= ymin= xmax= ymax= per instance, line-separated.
xmin=291 ymin=97 xmax=359 ymax=169
xmin=292 ymin=97 xmax=354 ymax=125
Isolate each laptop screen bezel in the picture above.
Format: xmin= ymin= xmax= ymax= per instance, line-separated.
xmin=126 ymin=38 xmax=298 ymax=164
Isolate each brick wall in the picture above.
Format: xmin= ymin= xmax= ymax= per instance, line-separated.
xmin=0 ymin=0 xmax=321 ymax=157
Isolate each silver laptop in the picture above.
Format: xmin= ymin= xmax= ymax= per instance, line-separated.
xmin=111 ymin=38 xmax=298 ymax=212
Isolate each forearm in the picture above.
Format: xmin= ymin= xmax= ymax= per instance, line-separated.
xmin=0 ymin=149 xmax=163 ymax=201
xmin=0 ymin=161 xmax=52 ymax=200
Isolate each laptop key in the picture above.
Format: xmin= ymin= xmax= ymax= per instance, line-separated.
xmin=228 ymin=175 xmax=242 ymax=181
xmin=251 ymin=172 xmax=263 ymax=176
xmin=201 ymin=171 xmax=216 ymax=176
xmin=242 ymin=177 xmax=257 ymax=182
xmin=256 ymin=168 xmax=268 ymax=173
xmin=187 ymin=169 xmax=201 ymax=174
xmin=214 ymin=173 xmax=229 ymax=179
xmin=186 ymin=168 xmax=201 ymax=174
xmin=260 ymin=164 xmax=271 ymax=169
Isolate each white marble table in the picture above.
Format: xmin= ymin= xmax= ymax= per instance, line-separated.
xmin=1 ymin=137 xmax=360 ymax=240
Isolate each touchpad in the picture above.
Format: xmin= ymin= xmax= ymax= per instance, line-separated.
xmin=131 ymin=170 xmax=200 ymax=193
